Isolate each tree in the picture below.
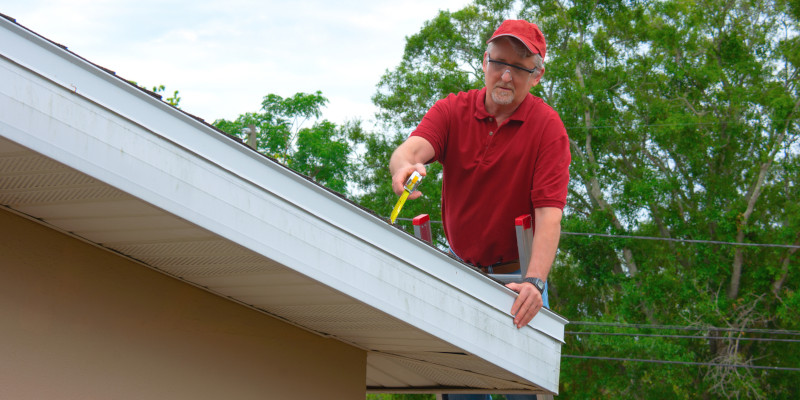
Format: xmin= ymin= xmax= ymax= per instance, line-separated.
xmin=213 ymin=91 xmax=357 ymax=193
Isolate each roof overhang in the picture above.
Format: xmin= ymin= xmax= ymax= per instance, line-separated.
xmin=0 ymin=15 xmax=566 ymax=394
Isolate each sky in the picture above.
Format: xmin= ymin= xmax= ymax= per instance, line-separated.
xmin=3 ymin=0 xmax=473 ymax=128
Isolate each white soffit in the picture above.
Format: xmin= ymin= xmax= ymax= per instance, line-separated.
xmin=0 ymin=16 xmax=566 ymax=394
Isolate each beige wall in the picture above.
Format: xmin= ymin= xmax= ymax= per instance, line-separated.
xmin=0 ymin=208 xmax=365 ymax=400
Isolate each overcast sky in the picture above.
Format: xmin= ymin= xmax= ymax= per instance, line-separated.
xmin=3 ymin=0 xmax=473 ymax=128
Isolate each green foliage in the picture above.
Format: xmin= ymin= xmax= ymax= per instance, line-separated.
xmin=292 ymin=120 xmax=351 ymax=193
xmin=214 ymin=91 xmax=328 ymax=161
xmin=213 ymin=91 xmax=358 ymax=193
xmin=127 ymin=81 xmax=181 ymax=107
xmin=151 ymin=84 xmax=181 ymax=107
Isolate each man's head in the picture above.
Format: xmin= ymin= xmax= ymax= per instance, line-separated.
xmin=482 ymin=20 xmax=546 ymax=110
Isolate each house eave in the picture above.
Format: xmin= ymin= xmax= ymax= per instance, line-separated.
xmin=0 ymin=15 xmax=566 ymax=394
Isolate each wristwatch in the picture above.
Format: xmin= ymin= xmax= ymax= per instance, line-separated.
xmin=523 ymin=277 xmax=546 ymax=294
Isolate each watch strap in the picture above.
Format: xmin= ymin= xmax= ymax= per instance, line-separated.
xmin=523 ymin=277 xmax=545 ymax=294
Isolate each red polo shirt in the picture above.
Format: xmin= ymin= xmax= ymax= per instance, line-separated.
xmin=411 ymin=88 xmax=570 ymax=267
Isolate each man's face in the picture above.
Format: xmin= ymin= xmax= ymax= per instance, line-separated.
xmin=483 ymin=38 xmax=542 ymax=109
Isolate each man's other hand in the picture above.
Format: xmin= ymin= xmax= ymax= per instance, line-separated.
xmin=505 ymin=281 xmax=543 ymax=328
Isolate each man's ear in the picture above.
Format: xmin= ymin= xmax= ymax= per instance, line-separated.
xmin=482 ymin=52 xmax=488 ymax=74
xmin=530 ymin=66 xmax=545 ymax=87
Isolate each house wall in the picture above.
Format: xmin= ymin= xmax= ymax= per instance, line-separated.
xmin=0 ymin=208 xmax=365 ymax=400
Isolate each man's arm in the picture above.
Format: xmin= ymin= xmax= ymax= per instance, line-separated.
xmin=506 ymin=206 xmax=563 ymax=328
xmin=389 ymin=136 xmax=436 ymax=200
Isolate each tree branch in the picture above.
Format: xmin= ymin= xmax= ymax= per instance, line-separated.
xmin=728 ymin=97 xmax=798 ymax=299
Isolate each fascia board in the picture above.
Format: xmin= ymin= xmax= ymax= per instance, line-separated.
xmin=0 ymin=18 xmax=565 ymax=392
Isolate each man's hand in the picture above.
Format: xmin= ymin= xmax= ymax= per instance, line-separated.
xmin=391 ymin=164 xmax=427 ymax=199
xmin=389 ymin=136 xmax=434 ymax=200
xmin=505 ymin=281 xmax=543 ymax=329
xmin=505 ymin=207 xmax=562 ymax=328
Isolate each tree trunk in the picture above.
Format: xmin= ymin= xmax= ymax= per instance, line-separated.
xmin=574 ymin=62 xmax=638 ymax=277
xmin=728 ymin=161 xmax=769 ymax=299
xmin=772 ymin=234 xmax=800 ymax=296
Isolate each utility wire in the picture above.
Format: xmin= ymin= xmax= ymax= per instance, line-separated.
xmin=566 ymin=331 xmax=800 ymax=343
xmin=562 ymin=355 xmax=800 ymax=371
xmin=394 ymin=217 xmax=431 ymax=222
xmin=570 ymin=321 xmax=800 ymax=336
xmin=561 ymin=231 xmax=800 ymax=249
xmin=562 ymin=117 xmax=800 ymax=130
xmin=393 ymin=217 xmax=800 ymax=249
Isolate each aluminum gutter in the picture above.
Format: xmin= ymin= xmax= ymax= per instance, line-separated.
xmin=0 ymin=16 xmax=566 ymax=392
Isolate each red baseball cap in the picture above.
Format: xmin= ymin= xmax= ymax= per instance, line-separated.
xmin=487 ymin=20 xmax=547 ymax=59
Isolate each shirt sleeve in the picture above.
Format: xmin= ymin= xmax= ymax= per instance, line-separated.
xmin=409 ymin=96 xmax=452 ymax=164
xmin=531 ymin=115 xmax=571 ymax=209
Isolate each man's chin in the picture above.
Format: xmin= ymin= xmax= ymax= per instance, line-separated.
xmin=491 ymin=90 xmax=514 ymax=105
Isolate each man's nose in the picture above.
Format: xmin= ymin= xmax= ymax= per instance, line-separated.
xmin=501 ymin=69 xmax=513 ymax=81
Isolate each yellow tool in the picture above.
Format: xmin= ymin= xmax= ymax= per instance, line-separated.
xmin=390 ymin=171 xmax=423 ymax=224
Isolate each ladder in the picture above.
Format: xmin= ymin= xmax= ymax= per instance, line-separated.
xmin=412 ymin=213 xmax=532 ymax=283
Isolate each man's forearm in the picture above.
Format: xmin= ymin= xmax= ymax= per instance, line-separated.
xmin=390 ymin=137 xmax=434 ymax=172
xmin=525 ymin=207 xmax=563 ymax=280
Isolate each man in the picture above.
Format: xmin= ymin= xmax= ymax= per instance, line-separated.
xmin=389 ymin=19 xmax=570 ymax=331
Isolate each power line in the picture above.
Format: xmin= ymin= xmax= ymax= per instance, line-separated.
xmin=562 ymin=117 xmax=800 ymax=130
xmin=561 ymin=231 xmax=800 ymax=249
xmin=566 ymin=331 xmax=800 ymax=343
xmin=566 ymin=122 xmax=719 ymax=130
xmin=570 ymin=321 xmax=800 ymax=336
xmin=562 ymin=355 xmax=800 ymax=371
xmin=392 ymin=217 xmax=800 ymax=249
